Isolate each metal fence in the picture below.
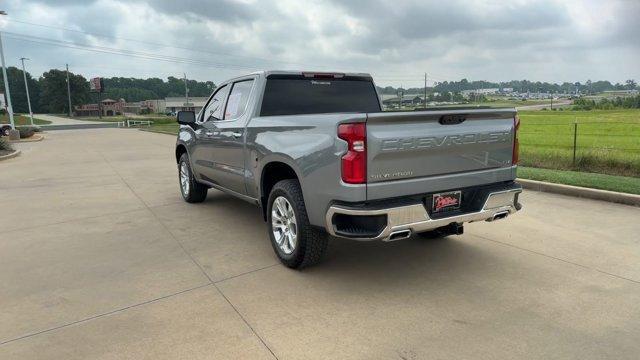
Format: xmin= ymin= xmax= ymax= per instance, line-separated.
xmin=518 ymin=120 xmax=640 ymax=165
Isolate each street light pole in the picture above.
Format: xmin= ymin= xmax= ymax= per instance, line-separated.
xmin=66 ymin=63 xmax=72 ymax=117
xmin=0 ymin=11 xmax=16 ymax=130
xmin=20 ymin=57 xmax=34 ymax=125
xmin=183 ymin=73 xmax=189 ymax=110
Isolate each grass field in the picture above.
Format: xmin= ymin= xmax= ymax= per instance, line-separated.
xmin=518 ymin=109 xmax=640 ymax=177
xmin=144 ymin=123 xmax=179 ymax=134
xmin=74 ymin=115 xmax=175 ymax=122
xmin=0 ymin=114 xmax=52 ymax=126
xmin=518 ymin=166 xmax=640 ymax=195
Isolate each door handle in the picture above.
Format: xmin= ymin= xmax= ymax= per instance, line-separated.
xmin=205 ymin=131 xmax=214 ymax=137
xmin=232 ymin=132 xmax=242 ymax=138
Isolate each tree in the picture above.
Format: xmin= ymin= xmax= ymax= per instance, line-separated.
xmin=0 ymin=66 xmax=41 ymax=113
xmin=625 ymin=79 xmax=637 ymax=90
xmin=39 ymin=69 xmax=89 ymax=114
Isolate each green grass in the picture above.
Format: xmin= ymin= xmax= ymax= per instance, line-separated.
xmin=0 ymin=113 xmax=52 ymax=125
xmin=75 ymin=115 xmax=175 ymax=123
xmin=518 ymin=166 xmax=640 ymax=195
xmin=518 ymin=109 xmax=640 ymax=177
xmin=142 ymin=123 xmax=179 ymax=135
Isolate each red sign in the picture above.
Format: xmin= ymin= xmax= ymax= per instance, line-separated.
xmin=90 ymin=77 xmax=103 ymax=92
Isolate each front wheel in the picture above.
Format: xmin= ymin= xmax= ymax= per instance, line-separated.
xmin=178 ymin=153 xmax=208 ymax=203
xmin=267 ymin=179 xmax=328 ymax=269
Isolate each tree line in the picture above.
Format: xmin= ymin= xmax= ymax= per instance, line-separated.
xmin=573 ymin=95 xmax=640 ymax=110
xmin=0 ymin=67 xmax=216 ymax=114
xmin=377 ymin=79 xmax=638 ymax=95
xmin=2 ymin=66 xmax=638 ymax=114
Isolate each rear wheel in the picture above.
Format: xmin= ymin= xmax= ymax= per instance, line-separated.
xmin=178 ymin=153 xmax=208 ymax=203
xmin=267 ymin=179 xmax=328 ymax=269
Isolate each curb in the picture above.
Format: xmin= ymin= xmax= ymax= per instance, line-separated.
xmin=0 ymin=149 xmax=21 ymax=161
xmin=10 ymin=134 xmax=44 ymax=143
xmin=517 ymin=178 xmax=640 ymax=207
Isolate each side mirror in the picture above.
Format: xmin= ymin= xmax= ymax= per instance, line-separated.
xmin=177 ymin=111 xmax=196 ymax=125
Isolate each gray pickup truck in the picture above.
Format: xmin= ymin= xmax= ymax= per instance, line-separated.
xmin=175 ymin=71 xmax=522 ymax=268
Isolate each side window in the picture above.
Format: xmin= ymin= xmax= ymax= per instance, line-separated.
xmin=201 ymin=85 xmax=229 ymax=122
xmin=224 ymin=80 xmax=254 ymax=120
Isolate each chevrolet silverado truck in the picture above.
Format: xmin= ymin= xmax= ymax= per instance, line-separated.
xmin=175 ymin=71 xmax=522 ymax=269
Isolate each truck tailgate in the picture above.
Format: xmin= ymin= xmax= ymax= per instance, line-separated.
xmin=366 ymin=109 xmax=516 ymax=199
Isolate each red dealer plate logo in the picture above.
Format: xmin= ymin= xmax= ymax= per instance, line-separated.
xmin=432 ymin=191 xmax=462 ymax=213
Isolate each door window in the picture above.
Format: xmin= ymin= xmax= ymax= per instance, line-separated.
xmin=224 ymin=80 xmax=254 ymax=120
xmin=201 ymin=85 xmax=229 ymax=122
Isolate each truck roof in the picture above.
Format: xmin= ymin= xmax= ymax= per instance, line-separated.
xmin=247 ymin=70 xmax=374 ymax=79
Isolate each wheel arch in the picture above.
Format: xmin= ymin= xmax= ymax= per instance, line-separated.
xmin=260 ymin=161 xmax=301 ymax=220
xmin=175 ymin=143 xmax=188 ymax=163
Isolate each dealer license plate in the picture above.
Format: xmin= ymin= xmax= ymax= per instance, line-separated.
xmin=432 ymin=191 xmax=462 ymax=213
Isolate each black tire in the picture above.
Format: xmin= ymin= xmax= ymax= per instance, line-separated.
xmin=267 ymin=179 xmax=328 ymax=269
xmin=178 ymin=153 xmax=208 ymax=203
xmin=1 ymin=126 xmax=10 ymax=137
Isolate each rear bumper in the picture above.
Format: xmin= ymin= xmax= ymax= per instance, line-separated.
xmin=325 ymin=182 xmax=522 ymax=241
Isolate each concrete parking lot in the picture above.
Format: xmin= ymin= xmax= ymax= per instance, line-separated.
xmin=1 ymin=129 xmax=639 ymax=359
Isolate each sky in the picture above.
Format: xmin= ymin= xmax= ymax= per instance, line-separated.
xmin=0 ymin=0 xmax=638 ymax=87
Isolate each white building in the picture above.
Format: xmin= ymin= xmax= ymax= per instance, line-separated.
xmin=461 ymin=88 xmax=501 ymax=97
xmin=165 ymin=97 xmax=209 ymax=114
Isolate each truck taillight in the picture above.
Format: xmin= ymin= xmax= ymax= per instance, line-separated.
xmin=338 ymin=123 xmax=366 ymax=184
xmin=513 ymin=115 xmax=520 ymax=165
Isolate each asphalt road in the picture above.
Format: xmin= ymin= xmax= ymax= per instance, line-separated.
xmin=515 ymin=99 xmax=572 ymax=110
xmin=1 ymin=129 xmax=639 ymax=359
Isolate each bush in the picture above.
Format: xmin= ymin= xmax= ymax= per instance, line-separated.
xmin=0 ymin=137 xmax=13 ymax=151
xmin=17 ymin=126 xmax=36 ymax=139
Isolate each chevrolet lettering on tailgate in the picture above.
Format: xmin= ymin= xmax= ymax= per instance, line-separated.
xmin=380 ymin=131 xmax=512 ymax=152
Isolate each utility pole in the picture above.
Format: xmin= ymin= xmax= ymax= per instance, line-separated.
xmin=66 ymin=63 xmax=72 ymax=117
xmin=0 ymin=14 xmax=16 ymax=131
xmin=20 ymin=57 xmax=34 ymax=125
xmin=424 ymin=73 xmax=428 ymax=108
xmin=183 ymin=73 xmax=189 ymax=110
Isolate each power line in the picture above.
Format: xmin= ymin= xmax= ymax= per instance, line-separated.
xmin=3 ymin=32 xmax=464 ymax=84
xmin=3 ymin=32 xmax=262 ymax=71
xmin=5 ymin=19 xmax=468 ymax=81
xmin=4 ymin=18 xmax=334 ymax=70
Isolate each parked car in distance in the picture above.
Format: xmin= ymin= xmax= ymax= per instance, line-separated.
xmin=1 ymin=124 xmax=11 ymax=137
xmin=175 ymin=71 xmax=523 ymax=268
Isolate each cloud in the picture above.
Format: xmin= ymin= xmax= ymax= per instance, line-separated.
xmin=1 ymin=0 xmax=638 ymax=86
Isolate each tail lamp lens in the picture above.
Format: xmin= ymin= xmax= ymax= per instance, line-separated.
xmin=338 ymin=123 xmax=366 ymax=184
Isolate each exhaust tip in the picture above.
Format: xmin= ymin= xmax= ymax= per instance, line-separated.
xmin=387 ymin=229 xmax=412 ymax=241
xmin=488 ymin=211 xmax=509 ymax=222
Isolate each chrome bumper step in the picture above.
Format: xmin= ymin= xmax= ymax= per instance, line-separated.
xmin=326 ymin=188 xmax=522 ymax=241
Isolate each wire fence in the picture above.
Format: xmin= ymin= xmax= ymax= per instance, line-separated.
xmin=518 ymin=119 xmax=639 ymax=177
